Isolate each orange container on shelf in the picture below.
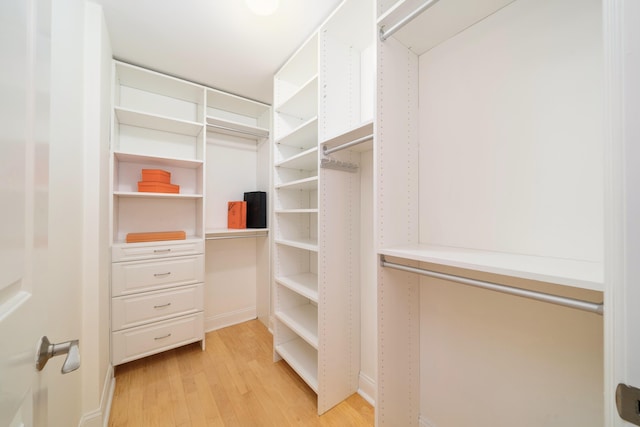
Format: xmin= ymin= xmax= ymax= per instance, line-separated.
xmin=138 ymin=181 xmax=180 ymax=193
xmin=141 ymin=169 xmax=171 ymax=184
xmin=126 ymin=230 xmax=186 ymax=243
xmin=228 ymin=201 xmax=247 ymax=229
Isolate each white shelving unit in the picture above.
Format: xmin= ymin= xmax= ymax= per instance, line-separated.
xmin=111 ymin=61 xmax=206 ymax=244
xmin=110 ymin=61 xmax=206 ymax=365
xmin=272 ymin=0 xmax=375 ymax=414
xmin=109 ymin=61 xmax=273 ymax=363
xmin=375 ymin=0 xmax=606 ymax=425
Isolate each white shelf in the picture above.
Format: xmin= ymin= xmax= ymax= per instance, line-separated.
xmin=115 ymin=61 xmax=204 ymax=105
xmin=275 ymin=238 xmax=318 ymax=252
xmin=276 ymin=209 xmax=318 ymax=214
xmin=275 ymin=176 xmax=318 ymax=191
xmin=321 ymin=121 xmax=374 ymax=153
xmin=112 ymin=236 xmax=203 ymax=247
xmin=205 ymin=228 xmax=268 ymax=237
xmin=114 ymin=191 xmax=203 ymax=200
xmin=275 ymin=338 xmax=319 ymax=392
xmin=276 ymin=147 xmax=318 ymax=170
xmin=275 ymin=273 xmax=319 ymax=302
xmin=114 ymin=151 xmax=204 ymax=169
xmin=206 ymin=116 xmax=269 ymax=140
xmin=276 ymin=75 xmax=318 ymax=119
xmin=379 ymin=244 xmax=604 ymax=292
xmin=276 ymin=304 xmax=319 ymax=349
xmin=206 ymin=88 xmax=270 ymax=118
xmin=377 ymin=0 xmax=516 ymax=55
xmin=115 ymin=107 xmax=204 ymax=137
xmin=275 ymin=117 xmax=318 ymax=149
xmin=276 ymin=33 xmax=318 ymax=90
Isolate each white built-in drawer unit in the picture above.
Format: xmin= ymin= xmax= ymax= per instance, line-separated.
xmin=111 ymin=240 xmax=205 ymax=365
xmin=112 ymin=312 xmax=204 ymax=365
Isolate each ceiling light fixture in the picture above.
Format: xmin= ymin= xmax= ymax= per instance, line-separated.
xmin=245 ymin=0 xmax=279 ymax=16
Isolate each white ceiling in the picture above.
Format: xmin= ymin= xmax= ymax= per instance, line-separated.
xmin=93 ymin=0 xmax=343 ymax=105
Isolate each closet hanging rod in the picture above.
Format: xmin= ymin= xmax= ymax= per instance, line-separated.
xmin=322 ymin=134 xmax=373 ymax=156
xmin=206 ymin=123 xmax=268 ymax=139
xmin=379 ymin=0 xmax=441 ymax=41
xmin=206 ymin=233 xmax=268 ymax=241
xmin=380 ymin=255 xmax=604 ymax=315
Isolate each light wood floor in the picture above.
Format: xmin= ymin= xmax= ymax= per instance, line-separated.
xmin=108 ymin=320 xmax=374 ymax=426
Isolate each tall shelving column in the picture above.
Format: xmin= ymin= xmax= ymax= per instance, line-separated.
xmin=272 ymin=32 xmax=321 ymax=394
xmin=272 ymin=0 xmax=375 ymax=414
xmin=110 ymin=61 xmax=206 ymax=365
xmin=317 ymin=0 xmax=375 ymax=412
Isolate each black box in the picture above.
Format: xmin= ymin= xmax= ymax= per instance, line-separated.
xmin=244 ymin=191 xmax=267 ymax=228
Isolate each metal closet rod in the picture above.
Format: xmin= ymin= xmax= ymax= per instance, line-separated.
xmin=322 ymin=134 xmax=373 ymax=156
xmin=206 ymin=123 xmax=268 ymax=139
xmin=379 ymin=0 xmax=442 ymax=41
xmin=380 ymin=256 xmax=604 ymax=315
xmin=206 ymin=233 xmax=268 ymax=241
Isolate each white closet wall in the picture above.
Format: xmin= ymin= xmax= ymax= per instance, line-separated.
xmin=376 ymin=0 xmax=605 ymax=425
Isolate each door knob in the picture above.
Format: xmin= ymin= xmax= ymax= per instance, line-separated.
xmin=35 ymin=336 xmax=80 ymax=374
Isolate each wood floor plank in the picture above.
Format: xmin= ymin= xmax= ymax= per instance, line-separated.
xmin=109 ymin=320 xmax=374 ymax=427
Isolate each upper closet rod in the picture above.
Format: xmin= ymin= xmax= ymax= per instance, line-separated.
xmin=380 ymin=255 xmax=604 ymax=315
xmin=379 ymin=0 xmax=441 ymax=41
xmin=206 ymin=123 xmax=268 ymax=139
xmin=206 ymin=233 xmax=268 ymax=241
xmin=322 ymin=134 xmax=373 ymax=156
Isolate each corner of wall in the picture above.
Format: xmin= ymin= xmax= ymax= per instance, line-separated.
xmin=77 ymin=364 xmax=115 ymax=427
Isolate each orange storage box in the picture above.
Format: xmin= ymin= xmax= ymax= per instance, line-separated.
xmin=126 ymin=230 xmax=186 ymax=243
xmin=141 ymin=169 xmax=171 ymax=184
xmin=228 ymin=201 xmax=247 ymax=229
xmin=138 ymin=181 xmax=180 ymax=193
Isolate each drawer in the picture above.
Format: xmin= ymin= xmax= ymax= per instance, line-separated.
xmin=111 ymin=255 xmax=204 ymax=296
xmin=112 ymin=239 xmax=204 ymax=262
xmin=111 ymin=284 xmax=204 ymax=331
xmin=112 ymin=312 xmax=204 ymax=366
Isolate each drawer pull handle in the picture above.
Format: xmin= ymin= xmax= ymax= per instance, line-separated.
xmin=154 ymin=302 xmax=172 ymax=309
xmin=153 ymin=272 xmax=171 ymax=277
xmin=154 ymin=333 xmax=171 ymax=340
xmin=154 ymin=249 xmax=171 ymax=253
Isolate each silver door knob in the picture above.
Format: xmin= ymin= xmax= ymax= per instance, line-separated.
xmin=35 ymin=336 xmax=80 ymax=374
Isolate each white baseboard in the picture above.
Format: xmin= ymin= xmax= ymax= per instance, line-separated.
xmin=103 ymin=371 xmax=115 ymax=427
xmin=357 ymin=372 xmax=376 ymax=407
xmin=78 ymin=364 xmax=115 ymax=427
xmin=205 ymin=307 xmax=257 ymax=332
xmin=419 ymin=415 xmax=436 ymax=427
xmin=268 ymin=315 xmax=275 ymax=334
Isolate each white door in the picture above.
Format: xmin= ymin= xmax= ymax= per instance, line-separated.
xmin=0 ymin=0 xmax=52 ymax=425
xmin=606 ymin=0 xmax=640 ymax=426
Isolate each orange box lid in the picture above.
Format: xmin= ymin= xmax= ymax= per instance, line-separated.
xmin=126 ymin=230 xmax=186 ymax=243
xmin=141 ymin=169 xmax=171 ymax=184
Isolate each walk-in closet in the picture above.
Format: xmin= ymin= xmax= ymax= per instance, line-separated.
xmin=23 ymin=0 xmax=637 ymax=425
